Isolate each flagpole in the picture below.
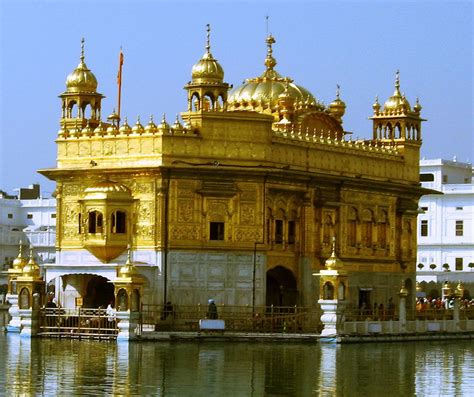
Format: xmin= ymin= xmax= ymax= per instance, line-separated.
xmin=117 ymin=48 xmax=124 ymax=123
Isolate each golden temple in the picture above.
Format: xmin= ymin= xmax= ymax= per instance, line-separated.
xmin=39 ymin=26 xmax=426 ymax=311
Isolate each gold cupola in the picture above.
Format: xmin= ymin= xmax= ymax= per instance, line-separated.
xmin=227 ymin=34 xmax=319 ymax=119
xmin=60 ymin=38 xmax=104 ymax=130
xmin=382 ymin=70 xmax=411 ymax=113
xmin=371 ymin=70 xmax=425 ymax=143
xmin=328 ymin=85 xmax=346 ymax=123
xmin=65 ymin=38 xmax=98 ymax=93
xmin=184 ymin=24 xmax=230 ymax=112
xmin=22 ymin=247 xmax=41 ymax=278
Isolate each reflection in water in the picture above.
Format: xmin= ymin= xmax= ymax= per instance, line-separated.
xmin=0 ymin=334 xmax=473 ymax=395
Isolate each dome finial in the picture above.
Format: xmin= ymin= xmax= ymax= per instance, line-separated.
xmin=206 ymin=24 xmax=211 ymax=55
xmin=264 ymin=33 xmax=277 ymax=71
xmin=395 ymin=69 xmax=400 ymax=92
xmin=336 ymin=84 xmax=341 ymax=99
xmin=80 ymin=37 xmax=85 ymax=63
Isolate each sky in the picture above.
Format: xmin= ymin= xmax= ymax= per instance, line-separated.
xmin=0 ymin=0 xmax=472 ymax=197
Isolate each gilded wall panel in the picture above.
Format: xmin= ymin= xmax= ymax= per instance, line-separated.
xmin=170 ymin=225 xmax=200 ymax=240
xmin=137 ymin=202 xmax=154 ymax=223
xmin=234 ymin=227 xmax=260 ymax=242
xmin=136 ymin=225 xmax=154 ymax=241
xmin=178 ymin=200 xmax=194 ymax=223
xmin=240 ymin=204 xmax=255 ymax=224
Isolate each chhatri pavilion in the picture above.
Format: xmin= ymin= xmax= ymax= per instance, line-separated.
xmin=39 ymin=27 xmax=426 ymax=312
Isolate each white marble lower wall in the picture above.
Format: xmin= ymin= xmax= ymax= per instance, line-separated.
xmin=167 ymin=250 xmax=266 ymax=306
xmin=343 ymin=319 xmax=474 ymax=334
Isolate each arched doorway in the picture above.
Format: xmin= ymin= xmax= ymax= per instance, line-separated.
xmin=266 ymin=266 xmax=298 ymax=307
xmin=84 ymin=276 xmax=114 ymax=308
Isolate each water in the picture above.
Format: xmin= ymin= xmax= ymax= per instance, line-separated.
xmin=1 ymin=322 xmax=473 ymax=395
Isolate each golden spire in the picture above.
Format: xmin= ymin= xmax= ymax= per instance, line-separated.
xmin=206 ymin=23 xmax=211 ymax=55
xmin=12 ymin=240 xmax=27 ymax=270
xmin=119 ymin=245 xmax=135 ymax=278
xmin=80 ymin=37 xmax=85 ymax=63
xmin=264 ymin=34 xmax=277 ymax=71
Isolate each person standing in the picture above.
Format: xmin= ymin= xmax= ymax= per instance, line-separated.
xmin=207 ymin=299 xmax=218 ymax=319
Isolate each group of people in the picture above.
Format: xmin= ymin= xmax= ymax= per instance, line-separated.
xmin=359 ymin=298 xmax=395 ymax=320
xmin=416 ymin=297 xmax=474 ymax=311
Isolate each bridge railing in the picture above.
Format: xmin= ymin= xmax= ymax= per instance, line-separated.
xmin=39 ymin=308 xmax=118 ymax=338
xmin=139 ymin=304 xmax=320 ymax=334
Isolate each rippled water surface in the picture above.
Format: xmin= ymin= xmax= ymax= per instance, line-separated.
xmin=0 ymin=330 xmax=473 ymax=395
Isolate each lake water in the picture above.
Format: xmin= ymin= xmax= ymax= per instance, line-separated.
xmin=1 ymin=336 xmax=473 ymax=396
xmin=1 ymin=315 xmax=473 ymax=395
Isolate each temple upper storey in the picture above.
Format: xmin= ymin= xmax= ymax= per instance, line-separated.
xmin=47 ymin=28 xmax=424 ymax=186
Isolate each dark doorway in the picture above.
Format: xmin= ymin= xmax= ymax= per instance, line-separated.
xmin=266 ymin=266 xmax=298 ymax=307
xmin=84 ymin=276 xmax=114 ymax=308
xmin=358 ymin=289 xmax=371 ymax=310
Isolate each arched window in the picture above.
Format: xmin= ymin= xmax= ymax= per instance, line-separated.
xmin=348 ymin=207 xmax=358 ymax=247
xmin=19 ymin=287 xmax=30 ymax=309
xmin=191 ymin=93 xmax=200 ymax=111
xmin=111 ymin=210 xmax=126 ymax=234
xmin=323 ymin=282 xmax=334 ymax=300
xmin=88 ymin=210 xmax=103 ymax=234
xmin=338 ymin=282 xmax=346 ymax=300
xmin=362 ymin=209 xmax=373 ymax=248
xmin=378 ymin=210 xmax=388 ymax=248
xmin=117 ymin=288 xmax=129 ymax=311
xmin=323 ymin=215 xmax=334 ymax=245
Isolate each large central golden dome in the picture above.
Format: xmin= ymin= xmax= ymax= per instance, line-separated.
xmin=228 ymin=35 xmax=317 ymax=113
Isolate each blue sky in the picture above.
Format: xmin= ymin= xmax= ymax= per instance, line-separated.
xmin=0 ymin=0 xmax=472 ymax=196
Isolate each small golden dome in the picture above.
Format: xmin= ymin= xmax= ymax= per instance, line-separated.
xmin=106 ymin=124 xmax=118 ymax=135
xmin=413 ymin=97 xmax=422 ymax=113
xmin=119 ymin=117 xmax=131 ymax=135
xmin=22 ymin=247 xmax=40 ymax=277
xmin=228 ymin=34 xmax=318 ymax=116
xmin=145 ymin=115 xmax=157 ymax=134
xmin=81 ymin=121 xmax=93 ymax=136
xmin=383 ymin=70 xmax=411 ymax=112
xmin=372 ymin=95 xmax=381 ymax=112
xmin=84 ymin=181 xmax=132 ymax=200
xmin=158 ymin=114 xmax=170 ymax=133
xmin=172 ymin=115 xmax=183 ymax=131
xmin=325 ymin=238 xmax=343 ymax=270
xmin=328 ymin=85 xmax=346 ymax=120
xmin=65 ymin=38 xmax=98 ymax=93
xmin=191 ymin=24 xmax=224 ymax=84
xmin=119 ymin=246 xmax=136 ymax=278
xmin=94 ymin=121 xmax=106 ymax=135
xmin=132 ymin=116 xmax=144 ymax=134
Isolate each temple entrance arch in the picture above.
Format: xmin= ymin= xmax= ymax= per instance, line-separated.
xmin=266 ymin=266 xmax=298 ymax=307
xmin=84 ymin=275 xmax=115 ymax=308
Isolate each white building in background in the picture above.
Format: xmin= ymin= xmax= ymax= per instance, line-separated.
xmin=0 ymin=184 xmax=56 ymax=275
xmin=417 ymin=158 xmax=474 ymax=287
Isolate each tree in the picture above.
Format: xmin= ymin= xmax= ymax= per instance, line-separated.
xmin=430 ymin=264 xmax=437 ymax=270
xmin=469 ymin=263 xmax=474 ymax=271
xmin=442 ymin=263 xmax=450 ymax=271
xmin=417 ymin=263 xmax=424 ymax=270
